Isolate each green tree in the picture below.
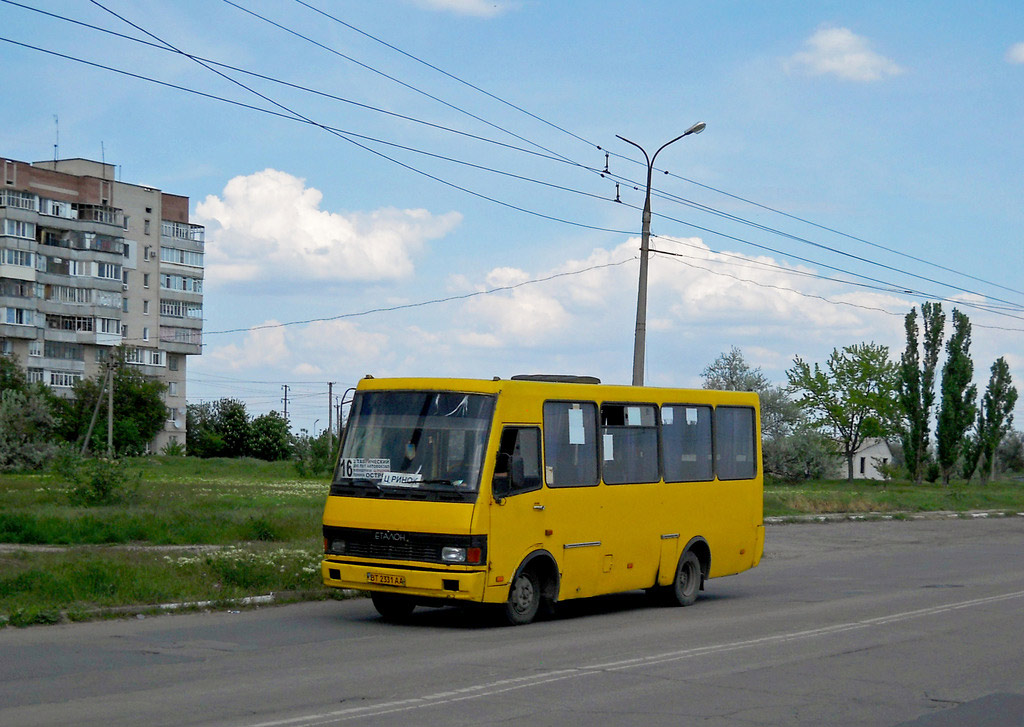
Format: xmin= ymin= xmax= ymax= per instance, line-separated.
xmin=936 ymin=310 xmax=977 ymax=485
xmin=898 ymin=302 xmax=944 ymax=484
xmin=186 ymin=398 xmax=253 ymax=458
xmin=0 ymin=388 xmax=59 ymax=470
xmin=997 ymin=429 xmax=1024 ymax=474
xmin=0 ymin=353 xmax=29 ymax=393
xmin=702 ymin=346 xmax=771 ymax=392
xmin=249 ymin=411 xmax=292 ymax=461
xmin=964 ymin=357 xmax=1017 ymax=484
xmin=787 ymin=343 xmax=899 ymax=482
xmin=218 ymin=399 xmax=252 ymax=458
xmin=56 ymin=362 xmax=167 ymax=456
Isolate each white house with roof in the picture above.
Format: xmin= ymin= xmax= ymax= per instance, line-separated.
xmin=836 ymin=438 xmax=893 ymax=480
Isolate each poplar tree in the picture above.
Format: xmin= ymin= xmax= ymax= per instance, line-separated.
xmin=897 ymin=302 xmax=944 ymax=484
xmin=936 ymin=309 xmax=977 ymax=485
xmin=965 ymin=357 xmax=1018 ymax=484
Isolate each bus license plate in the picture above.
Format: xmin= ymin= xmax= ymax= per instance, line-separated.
xmin=367 ymin=572 xmax=405 ymax=587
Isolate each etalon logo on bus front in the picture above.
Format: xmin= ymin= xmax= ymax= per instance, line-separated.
xmin=374 ymin=531 xmax=408 ymax=542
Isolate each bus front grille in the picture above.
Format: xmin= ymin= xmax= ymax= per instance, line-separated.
xmin=323 ymin=526 xmax=486 ymax=566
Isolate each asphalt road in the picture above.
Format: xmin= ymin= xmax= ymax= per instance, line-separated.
xmin=2 ymin=517 xmax=1023 ymax=727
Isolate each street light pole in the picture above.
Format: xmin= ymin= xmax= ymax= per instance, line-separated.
xmin=617 ymin=122 xmax=706 ymax=387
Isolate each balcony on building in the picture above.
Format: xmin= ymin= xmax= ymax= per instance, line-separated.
xmin=161 ymin=220 xmax=204 ymax=251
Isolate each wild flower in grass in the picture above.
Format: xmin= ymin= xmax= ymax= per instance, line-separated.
xmin=164 ymin=546 xmax=322 ymax=592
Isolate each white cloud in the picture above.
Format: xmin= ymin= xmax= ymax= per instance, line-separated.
xmin=195 ymin=169 xmax=461 ymax=285
xmin=1007 ymin=42 xmax=1024 ymax=64
xmin=205 ymin=321 xmax=290 ymax=371
xmin=787 ymin=27 xmax=904 ymax=82
xmin=408 ymin=0 xmax=513 ymax=17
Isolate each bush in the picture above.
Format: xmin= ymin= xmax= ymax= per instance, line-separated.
xmin=56 ymin=456 xmax=140 ymax=506
xmin=160 ymin=440 xmax=186 ymax=457
xmin=763 ymin=430 xmax=840 ymax=484
xmin=293 ymin=430 xmax=336 ymax=478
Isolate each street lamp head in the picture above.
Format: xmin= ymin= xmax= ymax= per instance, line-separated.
xmin=684 ymin=121 xmax=706 ymax=136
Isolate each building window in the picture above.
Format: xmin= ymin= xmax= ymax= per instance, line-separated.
xmin=160 ymin=246 xmax=204 ymax=267
xmin=2 ymin=219 xmax=35 ymax=239
xmin=49 ymin=371 xmax=81 ymax=388
xmin=1 ymin=249 xmax=33 ymax=267
xmin=143 ymin=327 xmax=150 ymax=341
xmin=3 ymin=307 xmax=34 ymax=325
xmin=144 ymin=219 xmax=151 ymax=235
xmin=168 ymin=354 xmax=179 ymax=371
xmin=143 ymin=273 xmax=150 ymax=288
xmin=96 ymin=262 xmax=121 ymax=280
xmin=28 ymin=340 xmax=42 ymax=357
xmin=44 ymin=341 xmax=85 ymax=361
xmin=168 ymin=381 xmax=178 ymax=396
xmin=143 ymin=300 xmax=150 ymax=315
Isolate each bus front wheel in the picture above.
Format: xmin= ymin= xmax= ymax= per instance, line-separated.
xmin=503 ymin=568 xmax=540 ymax=625
xmin=371 ymin=592 xmax=416 ymax=621
xmin=669 ymin=551 xmax=702 ymax=607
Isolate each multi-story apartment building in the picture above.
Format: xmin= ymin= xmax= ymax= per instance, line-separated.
xmin=0 ymin=156 xmax=203 ymax=452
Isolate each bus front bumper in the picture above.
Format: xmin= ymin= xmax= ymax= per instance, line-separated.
xmin=322 ymin=559 xmax=489 ymax=602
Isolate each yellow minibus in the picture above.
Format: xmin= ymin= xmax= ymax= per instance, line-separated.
xmin=322 ymin=375 xmax=763 ymax=624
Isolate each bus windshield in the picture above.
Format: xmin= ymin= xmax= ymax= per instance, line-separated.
xmin=334 ymin=390 xmax=496 ymax=500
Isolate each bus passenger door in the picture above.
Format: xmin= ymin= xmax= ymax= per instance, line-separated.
xmin=488 ymin=427 xmax=547 ymax=590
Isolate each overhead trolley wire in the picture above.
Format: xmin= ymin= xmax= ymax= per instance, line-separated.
xmin=221 ymin=0 xmax=582 ymax=167
xmin=0 ymin=36 xmax=633 ymax=237
xmin=279 ymin=0 xmax=1022 ymax=304
xmin=5 ymin=1 xmax=1018 ymax=314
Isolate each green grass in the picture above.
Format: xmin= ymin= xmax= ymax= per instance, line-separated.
xmin=764 ymin=477 xmax=1024 ymax=517
xmin=0 ymin=456 xmax=333 ymax=626
xmin=1 ymin=457 xmax=1022 ymax=627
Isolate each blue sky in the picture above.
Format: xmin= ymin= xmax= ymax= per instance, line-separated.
xmin=2 ymin=0 xmax=1022 ymax=435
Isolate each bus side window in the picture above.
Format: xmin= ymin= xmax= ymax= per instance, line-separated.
xmin=662 ymin=405 xmax=713 ymax=482
xmin=715 ymin=406 xmax=757 ymax=480
xmin=543 ymin=401 xmax=599 ymax=488
xmin=493 ymin=427 xmax=542 ymax=497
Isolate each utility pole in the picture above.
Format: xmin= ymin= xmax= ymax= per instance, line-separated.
xmin=81 ymin=359 xmax=112 ymax=456
xmin=107 ymin=356 xmax=114 ymax=456
xmin=282 ymin=384 xmax=289 ymax=421
xmin=327 ymin=382 xmax=335 ymax=451
xmin=617 ymin=121 xmax=706 ymax=387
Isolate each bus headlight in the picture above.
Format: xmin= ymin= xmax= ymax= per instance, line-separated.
xmin=442 ymin=546 xmax=483 ymax=564
xmin=441 ymin=547 xmax=466 ymax=563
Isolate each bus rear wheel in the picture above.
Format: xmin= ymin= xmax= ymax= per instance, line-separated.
xmin=371 ymin=592 xmax=416 ymax=621
xmin=669 ymin=551 xmax=702 ymax=607
xmin=503 ymin=568 xmax=540 ymax=625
